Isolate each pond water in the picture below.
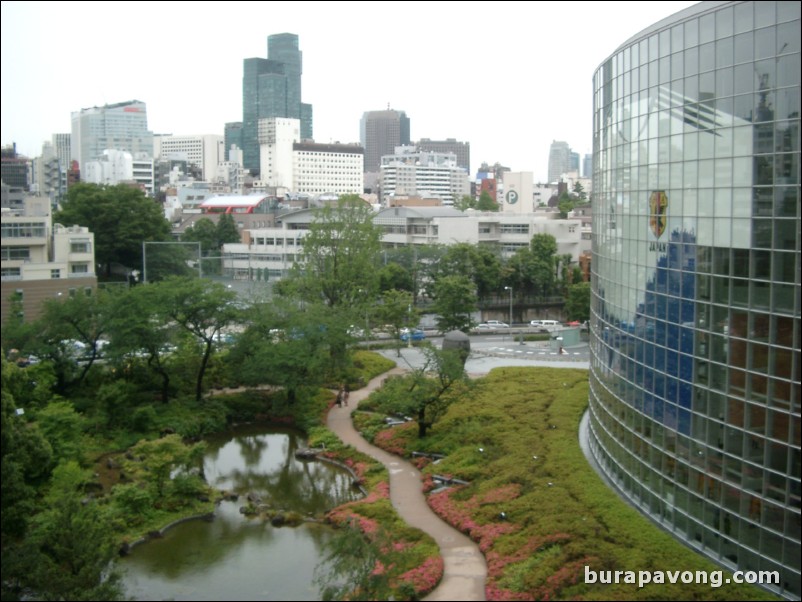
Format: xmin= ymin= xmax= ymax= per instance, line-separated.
xmin=120 ymin=425 xmax=360 ymax=601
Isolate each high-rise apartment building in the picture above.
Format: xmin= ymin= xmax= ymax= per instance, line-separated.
xmin=242 ymin=33 xmax=313 ymax=174
xmin=360 ymin=109 xmax=410 ymax=173
xmin=70 ymin=100 xmax=153 ymax=174
xmin=588 ymin=2 xmax=800 ymax=599
xmin=547 ymin=140 xmax=572 ymax=184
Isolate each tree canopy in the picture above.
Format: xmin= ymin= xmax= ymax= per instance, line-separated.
xmin=54 ymin=183 xmax=172 ymax=278
xmin=287 ymin=196 xmax=383 ymax=310
xmin=430 ymin=275 xmax=478 ymax=333
xmin=368 ymin=346 xmax=471 ymax=437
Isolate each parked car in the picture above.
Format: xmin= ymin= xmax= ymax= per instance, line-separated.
xmin=399 ymin=328 xmax=426 ymax=342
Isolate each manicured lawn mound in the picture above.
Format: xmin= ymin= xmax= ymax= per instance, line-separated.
xmin=364 ymin=366 xmax=777 ymax=601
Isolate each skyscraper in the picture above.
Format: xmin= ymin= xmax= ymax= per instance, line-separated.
xmin=70 ymin=100 xmax=153 ymax=174
xmin=224 ymin=122 xmax=244 ymax=162
xmin=589 ymin=2 xmax=800 ymax=599
xmin=582 ymin=153 xmax=593 ymax=179
xmin=241 ymin=33 xmax=313 ymax=174
xmin=360 ymin=109 xmax=410 ymax=173
xmin=547 ymin=140 xmax=571 ymax=184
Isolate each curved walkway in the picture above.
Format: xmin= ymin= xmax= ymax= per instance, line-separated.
xmin=327 ymin=368 xmax=487 ymax=601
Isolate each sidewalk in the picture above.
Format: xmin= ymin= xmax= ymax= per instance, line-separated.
xmin=326 ymin=368 xmax=487 ymax=601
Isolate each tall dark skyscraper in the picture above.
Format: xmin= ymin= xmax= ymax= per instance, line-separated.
xmin=242 ymin=33 xmax=312 ymax=174
xmin=360 ymin=109 xmax=410 ymax=173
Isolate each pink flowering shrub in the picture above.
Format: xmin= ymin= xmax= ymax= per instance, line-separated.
xmin=372 ymin=421 xmax=416 ymax=456
xmin=477 ymin=483 xmax=521 ymax=505
xmin=395 ymin=555 xmax=444 ymax=596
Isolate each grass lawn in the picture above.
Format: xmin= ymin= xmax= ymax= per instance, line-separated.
xmin=358 ymin=366 xmax=779 ymax=601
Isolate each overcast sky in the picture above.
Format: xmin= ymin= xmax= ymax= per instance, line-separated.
xmin=2 ymin=1 xmax=698 ymax=181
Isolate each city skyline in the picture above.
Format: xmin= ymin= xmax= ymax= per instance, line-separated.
xmin=2 ymin=1 xmax=698 ymax=181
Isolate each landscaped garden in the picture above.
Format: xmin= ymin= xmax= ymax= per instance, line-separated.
xmin=356 ymin=365 xmax=779 ymax=601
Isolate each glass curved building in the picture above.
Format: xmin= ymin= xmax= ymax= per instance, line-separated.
xmin=588 ymin=2 xmax=800 ymax=598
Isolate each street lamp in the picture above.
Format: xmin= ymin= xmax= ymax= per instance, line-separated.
xmin=504 ymin=286 xmax=513 ymax=328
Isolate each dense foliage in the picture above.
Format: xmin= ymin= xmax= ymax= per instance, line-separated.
xmin=360 ymin=367 xmax=777 ymax=601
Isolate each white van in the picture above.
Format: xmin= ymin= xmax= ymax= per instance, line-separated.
xmin=530 ymin=319 xmax=561 ymax=332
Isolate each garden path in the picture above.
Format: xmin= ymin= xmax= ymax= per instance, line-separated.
xmin=326 ymin=367 xmax=487 ymax=601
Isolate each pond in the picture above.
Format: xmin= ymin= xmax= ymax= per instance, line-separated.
xmin=120 ymin=425 xmax=360 ymax=601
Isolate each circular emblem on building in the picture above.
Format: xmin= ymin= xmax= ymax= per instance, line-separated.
xmin=649 ymin=190 xmax=668 ymax=238
xmin=506 ymin=190 xmax=519 ymax=205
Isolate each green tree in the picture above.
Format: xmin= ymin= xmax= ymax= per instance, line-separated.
xmin=159 ymin=277 xmax=238 ymax=401
xmin=383 ymin=244 xmax=444 ymax=303
xmin=216 ymin=213 xmax=241 ymax=247
xmin=476 ymin=190 xmax=499 ymax=211
xmin=123 ymin=434 xmax=206 ymax=500
xmin=54 ymin=183 xmax=172 ymax=278
xmin=564 ymin=281 xmax=591 ymax=323
xmin=181 ymin=217 xmax=218 ymax=255
xmin=1 ymin=363 xmax=53 ymax=541
xmin=557 ymin=190 xmax=575 ymax=219
xmin=288 ymin=196 xmax=383 ymax=309
xmin=375 ymin=289 xmax=417 ymax=357
xmin=15 ymin=461 xmax=123 ymax=601
xmin=106 ymin=284 xmax=179 ymax=403
xmin=430 ymin=275 xmax=477 ymax=333
xmin=369 ymin=347 xmax=470 ymax=437
xmin=282 ymin=196 xmax=383 ymax=364
xmin=572 ymin=180 xmax=587 ymax=201
xmin=555 ymin=253 xmax=574 ymax=290
xmin=377 ymin=262 xmax=414 ymax=294
xmin=432 ymin=243 xmax=502 ymax=303
xmin=228 ymin=299 xmax=331 ymax=402
xmin=36 ymin=400 xmax=85 ymax=464
xmin=530 ymin=233 xmax=558 ymax=298
xmin=453 ymin=195 xmax=476 ymax=211
xmin=503 ymin=247 xmax=537 ymax=299
xmin=36 ymin=287 xmax=119 ymax=387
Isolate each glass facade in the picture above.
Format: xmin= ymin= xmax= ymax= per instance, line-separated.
xmin=589 ymin=2 xmax=800 ymax=598
xmin=242 ymin=34 xmax=312 ymax=174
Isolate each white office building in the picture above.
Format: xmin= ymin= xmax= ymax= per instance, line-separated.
xmin=292 ymin=142 xmax=363 ymax=196
xmin=71 ymin=100 xmax=153 ymax=173
xmin=153 ymin=134 xmax=224 ymax=181
xmin=221 ymin=206 xmax=586 ymax=282
xmin=380 ymin=147 xmax=470 ymax=206
xmin=258 ymin=118 xmax=300 ymax=190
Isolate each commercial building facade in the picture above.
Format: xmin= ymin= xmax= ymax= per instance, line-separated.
xmin=70 ymin=100 xmax=153 ymax=173
xmin=153 ymin=134 xmax=224 ymax=181
xmin=588 ymin=2 xmax=800 ymax=598
xmin=360 ymin=109 xmax=411 ymax=173
xmin=221 ymin=207 xmax=586 ymax=282
xmin=292 ymin=142 xmax=364 ymax=197
xmin=1 ymin=195 xmax=96 ymax=323
xmin=380 ymin=148 xmax=469 ymax=206
xmin=242 ymin=34 xmax=313 ymax=174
